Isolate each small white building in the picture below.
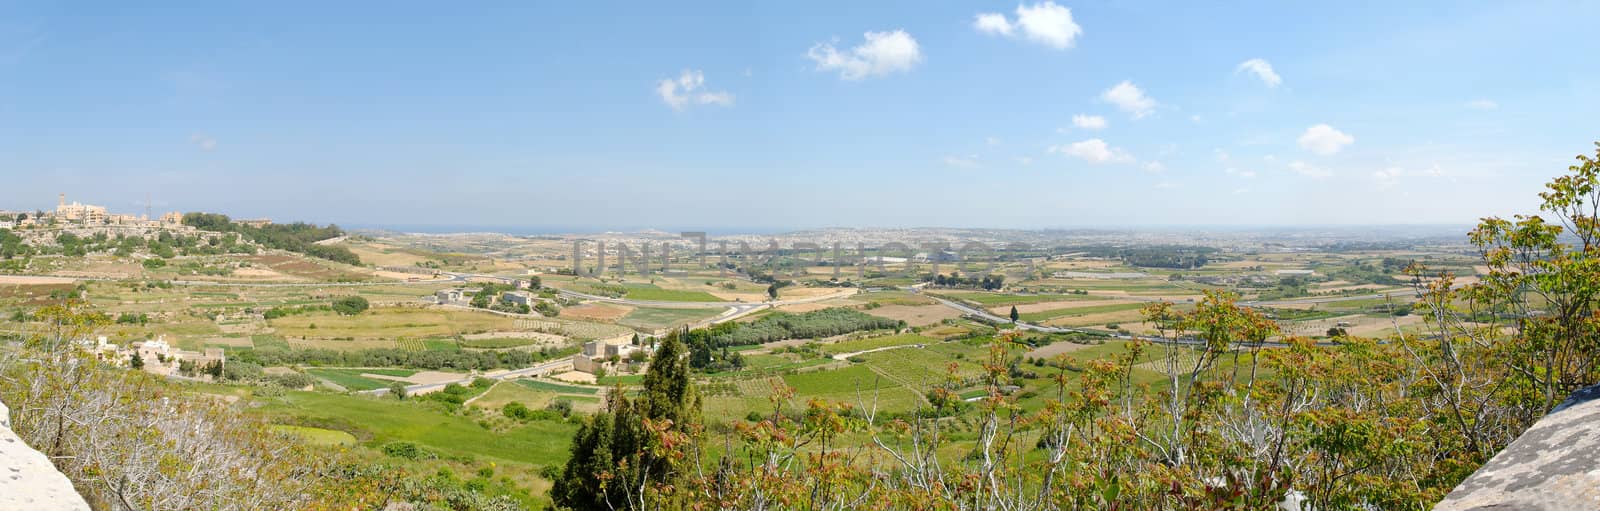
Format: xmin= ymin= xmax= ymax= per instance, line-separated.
xmin=435 ymin=288 xmax=465 ymax=304
xmin=503 ymin=291 xmax=533 ymax=307
xmin=574 ymin=337 xmax=643 ymax=373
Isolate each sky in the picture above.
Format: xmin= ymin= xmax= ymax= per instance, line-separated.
xmin=2 ymin=1 xmax=1598 ymax=231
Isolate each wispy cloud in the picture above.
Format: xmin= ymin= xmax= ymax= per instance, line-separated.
xmin=1053 ymin=138 xmax=1133 ymax=164
xmin=1235 ymin=58 xmax=1282 ymax=88
xmin=1288 ymin=160 xmax=1331 ymax=178
xmin=1101 ymin=81 xmax=1156 ymax=119
xmin=189 ymin=133 xmax=217 ymax=151
xmin=1297 ymin=124 xmax=1354 ymax=155
xmin=1071 ymin=114 xmax=1107 ymax=130
xmin=943 ymin=155 xmax=980 ymax=168
xmin=807 ymin=30 xmax=922 ymax=80
xmin=656 ymin=70 xmax=734 ymax=111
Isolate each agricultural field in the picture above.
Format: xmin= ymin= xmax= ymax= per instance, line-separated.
xmin=616 ymin=306 xmax=723 ymax=331
xmin=269 ymin=306 xmax=517 ymax=338
xmin=864 ymin=303 xmax=964 ymax=327
xmin=821 ymin=332 xmax=934 ymax=356
xmin=620 ymin=284 xmax=724 ymax=302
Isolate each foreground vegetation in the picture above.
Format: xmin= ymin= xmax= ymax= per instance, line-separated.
xmin=540 ymin=144 xmax=1600 ymax=509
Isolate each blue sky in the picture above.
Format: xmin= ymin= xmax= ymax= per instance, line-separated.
xmin=2 ymin=1 xmax=1597 ymax=230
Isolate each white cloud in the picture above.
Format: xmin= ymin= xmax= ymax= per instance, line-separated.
xmin=1143 ymin=161 xmax=1166 ymax=173
xmin=1235 ymin=58 xmax=1282 ymax=88
xmin=1101 ymin=81 xmax=1156 ymax=118
xmin=189 ymin=133 xmax=216 ymax=151
xmin=1224 ymin=167 xmax=1256 ymax=178
xmin=974 ymin=2 xmax=1082 ymax=50
xmin=1190 ymin=114 xmax=1203 ymax=123
xmin=1053 ymin=138 xmax=1132 ymax=164
xmin=1465 ymin=99 xmax=1499 ymax=110
xmin=1015 ymin=156 xmax=1034 ymax=166
xmin=1288 ymin=160 xmax=1331 ymax=178
xmin=1373 ymin=167 xmax=1401 ymax=189
xmin=1071 ymin=114 xmax=1107 ymax=130
xmin=1297 ymin=124 xmax=1354 ymax=155
xmin=986 ymin=136 xmax=1002 ymax=146
xmin=807 ymin=30 xmax=922 ymax=80
xmin=974 ymin=13 xmax=1014 ymax=37
xmin=1372 ymin=163 xmax=1451 ymax=190
xmin=943 ymin=155 xmax=979 ymax=168
xmin=656 ymin=70 xmax=735 ymax=111
xmin=1153 ymin=181 xmax=1178 ymax=190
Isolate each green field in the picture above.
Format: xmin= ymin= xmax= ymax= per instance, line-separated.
xmin=1018 ymin=302 xmax=1148 ymax=323
xmin=622 ymin=286 xmax=724 ymax=302
xmin=822 ymin=333 xmax=933 ymax=355
xmin=252 ymin=391 xmax=579 ymax=468
xmin=267 ymin=424 xmax=357 ymax=446
xmin=460 ymin=337 xmax=541 ymax=349
xmin=305 ymin=368 xmax=411 ymax=391
xmin=514 ymin=378 xmax=601 ymax=395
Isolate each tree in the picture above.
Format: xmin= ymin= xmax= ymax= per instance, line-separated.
xmin=129 ymin=352 xmax=144 ymax=369
xmin=552 ymin=329 xmax=701 ymax=510
xmin=766 ymin=283 xmax=779 ymax=300
xmin=331 ymin=295 xmax=370 ymax=316
xmin=388 ymin=381 xmax=408 ymax=400
xmin=1009 ymin=305 xmax=1020 ymax=323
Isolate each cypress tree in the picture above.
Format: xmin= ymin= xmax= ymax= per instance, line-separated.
xmin=551 ymin=328 xmax=702 ymax=509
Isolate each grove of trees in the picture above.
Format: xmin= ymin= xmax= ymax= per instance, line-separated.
xmin=181 ymin=212 xmax=361 ymax=265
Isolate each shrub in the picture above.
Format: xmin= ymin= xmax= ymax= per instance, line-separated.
xmin=545 ymin=398 xmax=573 ymax=417
xmin=331 ymin=295 xmax=370 ymax=316
xmin=382 ymin=441 xmax=432 ymax=460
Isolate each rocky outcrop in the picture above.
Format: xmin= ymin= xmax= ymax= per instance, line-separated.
xmin=0 ymin=399 xmax=92 ymax=511
xmin=1435 ymin=384 xmax=1600 ymax=510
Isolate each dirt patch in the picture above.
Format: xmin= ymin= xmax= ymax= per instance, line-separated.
xmin=708 ymin=290 xmax=766 ymax=302
xmin=561 ymin=303 xmax=634 ymax=322
xmin=550 ymin=371 xmax=597 ymax=384
xmin=1281 ymin=313 xmax=1426 ymax=338
xmin=463 ymin=331 xmax=567 ymax=341
xmin=232 ymin=267 xmax=294 ymax=279
xmin=867 ymin=304 xmax=964 ymax=327
xmin=199 ymin=336 xmax=253 ymax=347
xmin=0 ymin=275 xmax=76 ymax=285
xmin=402 ymin=371 xmax=470 ymax=385
xmin=777 ymin=287 xmax=849 ymax=299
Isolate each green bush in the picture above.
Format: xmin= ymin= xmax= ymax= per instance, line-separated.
xmin=381 ymin=441 xmax=433 ymax=460
xmin=331 ymin=295 xmax=369 ymax=316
